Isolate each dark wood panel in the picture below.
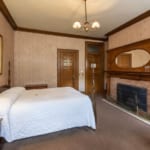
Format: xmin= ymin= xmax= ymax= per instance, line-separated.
xmin=85 ymin=41 xmax=105 ymax=95
xmin=107 ymin=39 xmax=150 ymax=72
xmin=106 ymin=39 xmax=150 ymax=95
xmin=106 ymin=71 xmax=150 ymax=81
xmin=0 ymin=0 xmax=106 ymax=41
xmin=0 ymin=34 xmax=3 ymax=75
xmin=57 ymin=49 xmax=79 ymax=90
xmin=25 ymin=84 xmax=48 ymax=90
xmin=0 ymin=0 xmax=17 ymax=29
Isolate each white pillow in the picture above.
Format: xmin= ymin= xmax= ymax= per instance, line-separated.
xmin=0 ymin=87 xmax=25 ymax=116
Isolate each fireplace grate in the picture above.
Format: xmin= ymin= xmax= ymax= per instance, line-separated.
xmin=117 ymin=84 xmax=147 ymax=112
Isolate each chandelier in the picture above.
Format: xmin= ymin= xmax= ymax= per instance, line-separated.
xmin=72 ymin=0 xmax=100 ymax=32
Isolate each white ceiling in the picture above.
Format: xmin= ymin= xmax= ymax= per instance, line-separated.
xmin=3 ymin=0 xmax=150 ymax=38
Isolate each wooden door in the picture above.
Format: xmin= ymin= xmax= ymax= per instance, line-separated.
xmin=85 ymin=42 xmax=104 ymax=95
xmin=57 ymin=49 xmax=79 ymax=90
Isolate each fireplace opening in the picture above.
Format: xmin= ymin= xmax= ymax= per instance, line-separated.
xmin=117 ymin=84 xmax=147 ymax=112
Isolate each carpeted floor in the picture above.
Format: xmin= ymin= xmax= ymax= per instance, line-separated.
xmin=2 ymin=98 xmax=150 ymax=150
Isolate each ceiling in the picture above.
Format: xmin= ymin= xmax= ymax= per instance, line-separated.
xmin=3 ymin=0 xmax=150 ymax=38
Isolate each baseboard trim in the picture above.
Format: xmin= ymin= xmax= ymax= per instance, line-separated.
xmin=102 ymin=99 xmax=150 ymax=126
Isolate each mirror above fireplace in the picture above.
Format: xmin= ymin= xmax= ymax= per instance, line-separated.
xmin=107 ymin=39 xmax=150 ymax=72
xmin=115 ymin=49 xmax=150 ymax=68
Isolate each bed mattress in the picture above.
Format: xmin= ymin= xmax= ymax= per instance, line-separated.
xmin=0 ymin=87 xmax=96 ymax=142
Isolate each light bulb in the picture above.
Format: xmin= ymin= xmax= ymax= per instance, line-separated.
xmin=73 ymin=21 xmax=81 ymax=29
xmin=91 ymin=21 xmax=100 ymax=29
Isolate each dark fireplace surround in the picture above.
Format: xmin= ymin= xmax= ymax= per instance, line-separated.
xmin=117 ymin=84 xmax=147 ymax=112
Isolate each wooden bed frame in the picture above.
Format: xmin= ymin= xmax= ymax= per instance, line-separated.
xmin=0 ymin=85 xmax=10 ymax=93
xmin=0 ymin=85 xmax=9 ymax=146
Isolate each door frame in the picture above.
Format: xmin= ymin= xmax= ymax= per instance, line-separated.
xmin=85 ymin=41 xmax=105 ymax=94
xmin=57 ymin=49 xmax=79 ymax=89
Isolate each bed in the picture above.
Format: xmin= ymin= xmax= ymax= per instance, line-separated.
xmin=0 ymin=87 xmax=96 ymax=142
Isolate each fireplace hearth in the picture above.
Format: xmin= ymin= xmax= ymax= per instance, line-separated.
xmin=117 ymin=84 xmax=147 ymax=112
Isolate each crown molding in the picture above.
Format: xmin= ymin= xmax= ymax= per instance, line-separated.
xmin=1 ymin=0 xmax=149 ymax=40
xmin=107 ymin=38 xmax=150 ymax=51
xmin=0 ymin=1 xmax=106 ymax=41
xmin=105 ymin=10 xmax=150 ymax=36
xmin=16 ymin=27 xmax=107 ymax=41
xmin=0 ymin=0 xmax=17 ymax=29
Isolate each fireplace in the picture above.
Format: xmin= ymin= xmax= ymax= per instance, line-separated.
xmin=117 ymin=84 xmax=147 ymax=112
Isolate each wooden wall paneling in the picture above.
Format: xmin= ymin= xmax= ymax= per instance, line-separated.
xmin=107 ymin=39 xmax=150 ymax=72
xmin=106 ymin=39 xmax=150 ymax=95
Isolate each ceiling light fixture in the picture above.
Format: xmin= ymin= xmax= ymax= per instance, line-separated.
xmin=73 ymin=0 xmax=100 ymax=32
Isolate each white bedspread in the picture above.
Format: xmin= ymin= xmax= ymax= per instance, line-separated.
xmin=0 ymin=87 xmax=96 ymax=142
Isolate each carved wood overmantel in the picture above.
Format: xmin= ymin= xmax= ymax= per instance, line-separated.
xmin=106 ymin=39 xmax=150 ymax=95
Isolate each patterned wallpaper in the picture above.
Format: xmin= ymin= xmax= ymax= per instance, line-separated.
xmin=108 ymin=17 xmax=150 ymax=49
xmin=0 ymin=12 xmax=14 ymax=86
xmin=14 ymin=31 xmax=100 ymax=91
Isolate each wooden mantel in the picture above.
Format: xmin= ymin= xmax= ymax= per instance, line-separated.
xmin=106 ymin=70 xmax=150 ymax=96
xmin=106 ymin=70 xmax=150 ymax=81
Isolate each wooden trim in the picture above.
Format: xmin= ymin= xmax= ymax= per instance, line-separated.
xmin=105 ymin=10 xmax=150 ymax=36
xmin=106 ymin=70 xmax=150 ymax=96
xmin=16 ymin=27 xmax=106 ymax=41
xmin=107 ymin=39 xmax=150 ymax=72
xmin=0 ymin=0 xmax=17 ymax=29
xmin=0 ymin=1 xmax=106 ymax=41
xmin=0 ymin=0 xmax=105 ymax=41
xmin=106 ymin=71 xmax=150 ymax=96
xmin=0 ymin=34 xmax=3 ymax=75
xmin=85 ymin=41 xmax=105 ymax=94
xmin=106 ymin=39 xmax=150 ymax=95
xmin=107 ymin=38 xmax=150 ymax=52
xmin=85 ymin=41 xmax=103 ymax=93
xmin=106 ymin=70 xmax=150 ymax=81
xmin=1 ymin=0 xmax=149 ymax=40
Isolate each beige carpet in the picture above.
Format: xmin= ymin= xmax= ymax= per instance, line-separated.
xmin=2 ymin=98 xmax=150 ymax=150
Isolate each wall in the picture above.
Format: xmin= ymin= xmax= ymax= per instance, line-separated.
xmin=14 ymin=31 xmax=100 ymax=91
xmin=108 ymin=16 xmax=150 ymax=113
xmin=108 ymin=17 xmax=150 ymax=49
xmin=0 ymin=12 xmax=14 ymax=86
